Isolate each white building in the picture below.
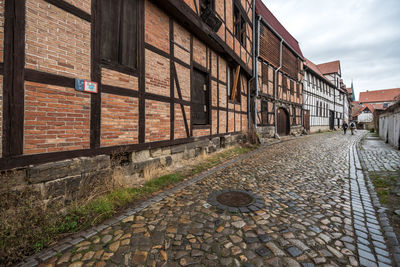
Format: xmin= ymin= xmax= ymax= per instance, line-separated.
xmin=303 ymin=59 xmax=347 ymax=132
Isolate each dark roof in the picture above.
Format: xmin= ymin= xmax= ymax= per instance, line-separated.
xmin=317 ymin=60 xmax=340 ymax=75
xmin=255 ymin=0 xmax=304 ymax=59
xmin=304 ymin=58 xmax=334 ymax=87
xmin=359 ymin=88 xmax=400 ymax=103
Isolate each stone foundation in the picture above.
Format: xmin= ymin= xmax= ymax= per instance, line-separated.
xmin=309 ymin=125 xmax=331 ymax=133
xmin=0 ymin=134 xmax=244 ymax=205
xmin=290 ymin=125 xmax=304 ymax=136
xmin=257 ymin=125 xmax=304 ymax=143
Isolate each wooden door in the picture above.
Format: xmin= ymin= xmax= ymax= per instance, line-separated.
xmin=329 ymin=110 xmax=335 ymax=130
xmin=303 ymin=110 xmax=310 ymax=131
xmin=277 ymin=108 xmax=289 ymax=136
xmin=191 ymin=69 xmax=209 ymax=125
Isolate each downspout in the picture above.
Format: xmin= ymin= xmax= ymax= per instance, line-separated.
xmin=254 ymin=14 xmax=261 ymax=130
xmin=274 ymin=39 xmax=283 ymax=137
xmin=248 ymin=0 xmax=256 ymax=132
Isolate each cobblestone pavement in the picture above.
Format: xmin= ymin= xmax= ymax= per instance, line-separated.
xmin=357 ymin=134 xmax=400 ymax=266
xmin=23 ymin=131 xmax=399 ymax=267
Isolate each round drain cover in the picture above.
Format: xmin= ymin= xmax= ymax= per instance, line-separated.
xmin=216 ymin=191 xmax=254 ymax=207
xmin=207 ymin=189 xmax=265 ymax=213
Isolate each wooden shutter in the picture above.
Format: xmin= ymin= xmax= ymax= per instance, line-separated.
xmin=192 ymin=69 xmax=209 ymax=125
xmin=290 ymin=80 xmax=294 ymax=95
xmin=261 ymin=101 xmax=268 ymax=125
xmin=101 ymin=0 xmax=121 ymax=63
xmin=120 ymin=0 xmax=137 ymax=69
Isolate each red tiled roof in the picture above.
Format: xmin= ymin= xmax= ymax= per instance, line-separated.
xmin=359 ymin=88 xmax=400 ymax=103
xmin=304 ymin=58 xmax=334 ymax=86
xmin=317 ymin=60 xmax=340 ymax=75
xmin=347 ymin=87 xmax=353 ymax=94
xmin=255 ymin=0 xmax=304 ymax=58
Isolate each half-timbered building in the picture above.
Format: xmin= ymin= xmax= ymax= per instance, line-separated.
xmin=303 ymin=58 xmax=337 ymax=132
xmin=0 ymin=0 xmax=253 ymax=202
xmin=317 ymin=60 xmax=346 ymax=128
xmin=254 ymin=0 xmax=304 ymax=139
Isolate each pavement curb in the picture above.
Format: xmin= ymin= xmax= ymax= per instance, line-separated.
xmin=356 ymin=136 xmax=400 ymax=267
xmin=16 ymin=136 xmax=304 ymax=266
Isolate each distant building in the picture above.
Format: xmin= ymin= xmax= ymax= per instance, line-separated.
xmin=354 ymin=88 xmax=400 ymax=130
xmin=303 ymin=59 xmax=336 ymax=132
xmin=359 ymin=88 xmax=400 ymax=108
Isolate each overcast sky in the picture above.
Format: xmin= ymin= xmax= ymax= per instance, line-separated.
xmin=262 ymin=0 xmax=400 ymax=100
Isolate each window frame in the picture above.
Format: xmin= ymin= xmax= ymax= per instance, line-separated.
xmin=233 ymin=3 xmax=246 ymax=48
xmin=100 ymin=0 xmax=139 ymax=75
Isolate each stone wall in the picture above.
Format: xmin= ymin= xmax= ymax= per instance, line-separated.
xmin=1 ymin=134 xmax=244 ymax=205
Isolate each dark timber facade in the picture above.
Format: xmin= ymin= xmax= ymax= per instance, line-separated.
xmin=0 ymin=0 xmax=253 ymax=171
xmin=254 ymin=0 xmax=304 ymax=139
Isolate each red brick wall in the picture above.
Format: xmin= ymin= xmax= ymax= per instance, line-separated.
xmin=174 ymin=63 xmax=190 ymax=101
xmin=102 ymin=68 xmax=138 ymax=91
xmin=228 ymin=111 xmax=234 ymax=132
xmin=145 ymin=100 xmax=170 ymax=142
xmin=193 ymin=128 xmax=210 ymax=137
xmin=193 ymin=37 xmax=207 ymax=67
xmin=101 ymin=93 xmax=139 ymax=147
xmin=145 ymin=1 xmax=169 ymax=53
xmin=24 ymin=82 xmax=90 ymax=154
xmin=219 ymin=111 xmax=226 ymax=134
xmin=212 ymin=110 xmax=218 ymax=134
xmin=0 ymin=0 xmax=4 ymax=62
xmin=145 ymin=50 xmax=170 ymax=97
xmin=64 ymin=0 xmax=91 ymax=14
xmin=174 ymin=104 xmax=190 ymax=139
xmin=25 ymin=0 xmax=91 ymax=80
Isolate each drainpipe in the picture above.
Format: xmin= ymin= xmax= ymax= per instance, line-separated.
xmin=248 ymin=0 xmax=257 ymax=132
xmin=274 ymin=39 xmax=283 ymax=137
xmin=254 ymin=14 xmax=261 ymax=130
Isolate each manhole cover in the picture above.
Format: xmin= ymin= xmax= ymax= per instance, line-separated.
xmin=216 ymin=191 xmax=254 ymax=207
xmin=207 ymin=189 xmax=265 ymax=213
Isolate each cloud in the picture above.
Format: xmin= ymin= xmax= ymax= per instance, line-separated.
xmin=262 ymin=0 xmax=400 ymax=100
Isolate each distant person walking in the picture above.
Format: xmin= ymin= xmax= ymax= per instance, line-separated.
xmin=343 ymin=122 xmax=348 ymax=135
xmin=349 ymin=121 xmax=356 ymax=135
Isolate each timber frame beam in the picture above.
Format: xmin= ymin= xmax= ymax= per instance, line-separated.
xmin=151 ymin=0 xmax=252 ymax=77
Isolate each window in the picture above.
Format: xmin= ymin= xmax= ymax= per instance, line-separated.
xmin=282 ymin=77 xmax=288 ymax=93
xmin=293 ymin=107 xmax=296 ymax=124
xmin=320 ymin=102 xmax=323 ymax=117
xmin=296 ymin=83 xmax=300 ymax=97
xmin=326 ymin=104 xmax=328 ymax=117
xmin=261 ymin=101 xmax=268 ymax=125
xmin=234 ymin=4 xmax=246 ymax=47
xmin=290 ymin=80 xmax=294 ymax=95
xmin=316 ymin=101 xmax=318 ymax=116
xmin=192 ymin=69 xmax=210 ymax=125
xmin=101 ymin=0 xmax=138 ymax=70
xmin=308 ymin=74 xmax=311 ymax=86
xmin=228 ymin=66 xmax=241 ymax=103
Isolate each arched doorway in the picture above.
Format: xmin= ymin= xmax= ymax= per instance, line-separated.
xmin=277 ymin=108 xmax=290 ymax=136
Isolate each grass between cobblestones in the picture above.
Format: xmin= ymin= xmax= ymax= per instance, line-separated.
xmin=369 ymin=171 xmax=400 ymax=242
xmin=0 ymin=144 xmax=256 ymax=265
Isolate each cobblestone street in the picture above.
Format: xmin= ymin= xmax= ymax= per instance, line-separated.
xmin=28 ymin=131 xmax=400 ymax=267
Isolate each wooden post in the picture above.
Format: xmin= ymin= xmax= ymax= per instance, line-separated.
xmin=231 ymin=65 xmax=240 ymax=101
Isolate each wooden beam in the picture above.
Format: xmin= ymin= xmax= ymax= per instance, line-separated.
xmin=231 ymin=65 xmax=240 ymax=101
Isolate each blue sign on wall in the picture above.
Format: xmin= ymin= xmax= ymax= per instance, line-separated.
xmin=75 ymin=79 xmax=98 ymax=94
